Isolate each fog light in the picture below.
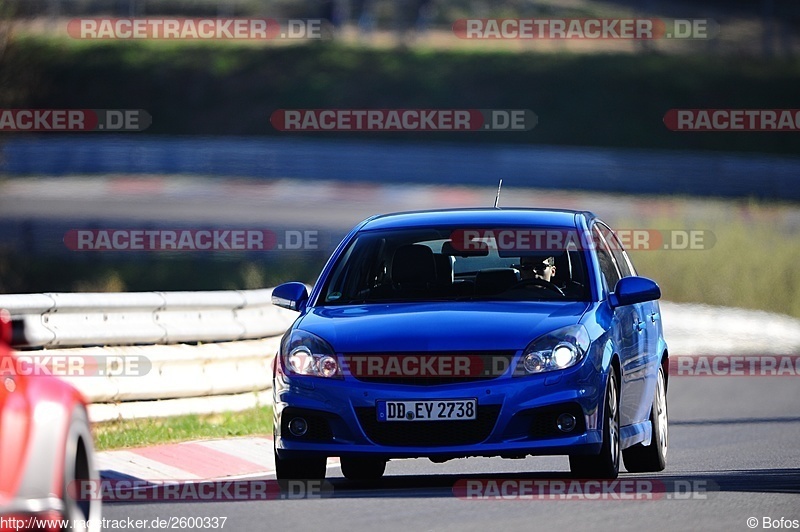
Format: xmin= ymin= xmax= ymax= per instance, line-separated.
xmin=288 ymin=417 xmax=308 ymax=437
xmin=557 ymin=413 xmax=576 ymax=433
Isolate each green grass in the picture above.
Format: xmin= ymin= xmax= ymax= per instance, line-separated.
xmin=622 ymin=201 xmax=800 ymax=318
xmin=95 ymin=405 xmax=273 ymax=451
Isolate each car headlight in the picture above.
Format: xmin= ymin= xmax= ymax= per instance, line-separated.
xmin=281 ymin=330 xmax=341 ymax=379
xmin=515 ymin=324 xmax=590 ymax=376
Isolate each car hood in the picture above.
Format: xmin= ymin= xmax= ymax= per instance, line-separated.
xmin=297 ymin=301 xmax=590 ymax=352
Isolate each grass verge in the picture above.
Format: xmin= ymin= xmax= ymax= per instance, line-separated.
xmin=621 ymin=200 xmax=800 ymax=319
xmin=94 ymin=404 xmax=273 ymax=451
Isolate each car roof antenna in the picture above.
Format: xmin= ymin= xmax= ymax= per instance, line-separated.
xmin=493 ymin=179 xmax=503 ymax=209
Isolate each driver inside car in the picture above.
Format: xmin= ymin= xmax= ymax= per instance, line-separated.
xmin=518 ymin=255 xmax=556 ymax=282
xmin=513 ymin=254 xmax=566 ymax=297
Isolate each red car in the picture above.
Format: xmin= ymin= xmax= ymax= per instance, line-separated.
xmin=0 ymin=310 xmax=102 ymax=532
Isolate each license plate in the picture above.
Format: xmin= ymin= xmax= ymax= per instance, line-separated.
xmin=376 ymin=399 xmax=477 ymax=422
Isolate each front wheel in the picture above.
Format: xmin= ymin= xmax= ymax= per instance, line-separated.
xmin=623 ymin=364 xmax=668 ymax=473
xmin=569 ymin=368 xmax=620 ymax=479
xmin=63 ymin=406 xmax=102 ymax=532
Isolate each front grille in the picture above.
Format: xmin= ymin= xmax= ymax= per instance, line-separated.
xmin=354 ymin=405 xmax=501 ymax=446
xmin=343 ymin=351 xmax=515 ymax=386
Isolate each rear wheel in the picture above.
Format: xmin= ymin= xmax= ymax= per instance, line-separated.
xmin=569 ymin=368 xmax=620 ymax=479
xmin=340 ymin=457 xmax=386 ymax=481
xmin=623 ymin=365 xmax=668 ymax=473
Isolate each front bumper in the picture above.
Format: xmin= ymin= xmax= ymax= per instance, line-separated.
xmin=273 ymin=359 xmax=607 ymax=460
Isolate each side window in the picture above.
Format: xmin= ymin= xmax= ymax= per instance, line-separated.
xmin=592 ymin=225 xmax=621 ymax=292
xmin=598 ymin=224 xmax=635 ymax=278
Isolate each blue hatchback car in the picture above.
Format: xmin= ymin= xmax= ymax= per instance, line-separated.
xmin=271 ymin=208 xmax=669 ymax=480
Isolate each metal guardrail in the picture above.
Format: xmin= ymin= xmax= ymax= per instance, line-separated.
xmin=0 ymin=288 xmax=295 ymax=348
xmin=53 ymin=338 xmax=283 ymax=404
xmin=0 ymin=289 xmax=299 ymax=420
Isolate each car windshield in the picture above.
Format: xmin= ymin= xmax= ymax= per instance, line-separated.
xmin=319 ymin=226 xmax=591 ymax=305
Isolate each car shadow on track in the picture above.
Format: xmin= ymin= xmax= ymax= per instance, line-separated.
xmin=97 ymin=466 xmax=800 ymax=502
xmin=670 ymin=416 xmax=800 ymax=426
xmin=320 ymin=467 xmax=800 ymax=499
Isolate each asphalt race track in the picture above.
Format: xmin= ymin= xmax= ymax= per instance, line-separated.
xmin=103 ymin=376 xmax=800 ymax=532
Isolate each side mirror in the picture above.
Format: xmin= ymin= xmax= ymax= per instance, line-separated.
xmin=609 ymin=276 xmax=661 ymax=309
xmin=271 ymin=282 xmax=310 ymax=312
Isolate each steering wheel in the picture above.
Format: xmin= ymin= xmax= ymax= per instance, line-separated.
xmin=512 ymin=278 xmax=566 ymax=296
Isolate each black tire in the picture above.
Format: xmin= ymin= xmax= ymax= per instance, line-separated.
xmin=63 ymin=406 xmax=102 ymax=532
xmin=340 ymin=457 xmax=387 ymax=481
xmin=569 ymin=368 xmax=620 ymax=479
xmin=274 ymin=447 xmax=327 ymax=480
xmin=623 ymin=364 xmax=668 ymax=473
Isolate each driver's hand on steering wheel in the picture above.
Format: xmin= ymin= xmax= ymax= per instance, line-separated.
xmin=513 ymin=277 xmax=566 ymax=296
